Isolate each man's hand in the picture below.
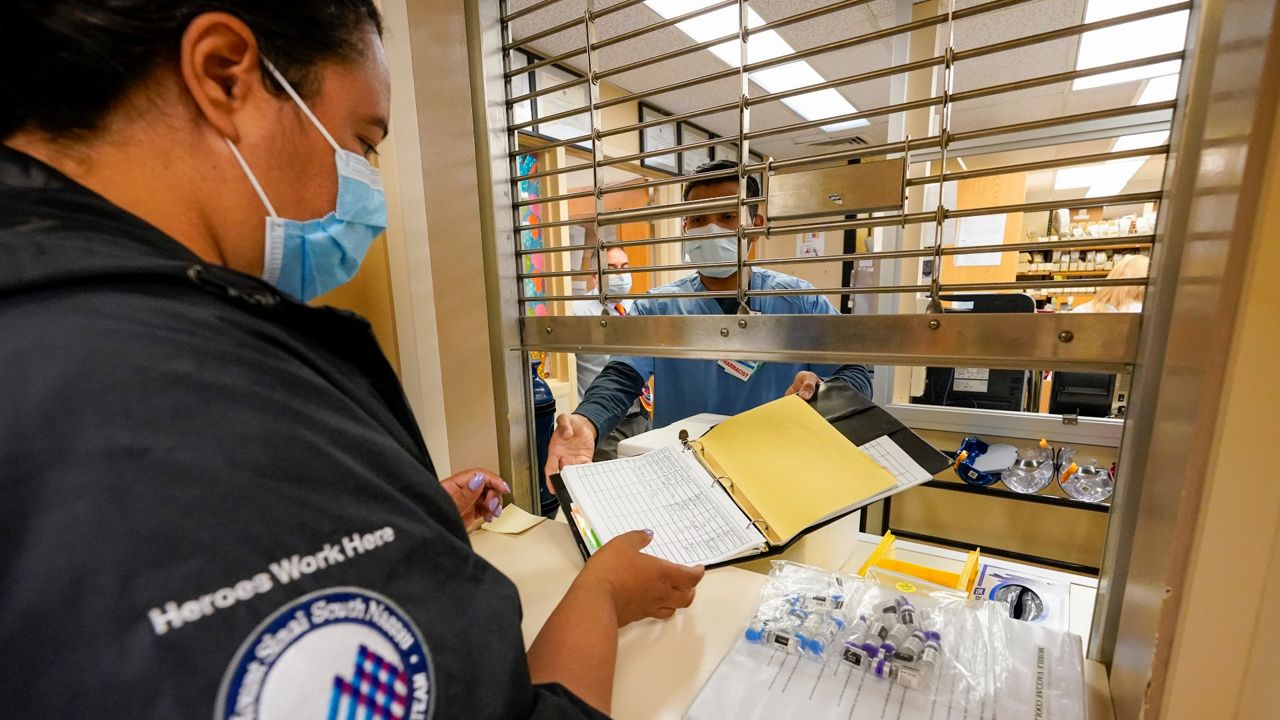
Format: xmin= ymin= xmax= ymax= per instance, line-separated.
xmin=784 ymin=370 xmax=821 ymax=400
xmin=440 ymin=468 xmax=509 ymax=526
xmin=576 ymin=530 xmax=705 ymax=626
xmin=544 ymin=413 xmax=598 ymax=491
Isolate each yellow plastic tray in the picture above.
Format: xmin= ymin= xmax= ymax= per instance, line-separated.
xmin=856 ymin=532 xmax=981 ymax=594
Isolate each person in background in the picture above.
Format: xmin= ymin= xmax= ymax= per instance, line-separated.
xmin=545 ymin=160 xmax=873 ymax=479
xmin=1072 ymin=254 xmax=1150 ymax=313
xmin=572 ymin=246 xmax=651 ymax=460
xmin=0 ymin=2 xmax=701 ymax=717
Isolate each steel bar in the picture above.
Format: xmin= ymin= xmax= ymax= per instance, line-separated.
xmin=514 ymin=215 xmax=591 ymax=233
xmin=506 ymin=74 xmax=590 ymax=106
xmin=746 ymin=279 xmax=1151 ymax=298
xmin=501 ymin=0 xmax=564 ymax=24
xmin=926 ymin=0 xmax=958 ymax=313
xmin=596 ymin=196 xmax=739 ymax=226
xmin=603 ymin=229 xmax=735 ymax=249
xmin=502 ymin=14 xmax=582 ymax=52
xmin=741 ymin=2 xmax=1193 ymax=113
xmin=595 ymin=0 xmax=737 ymax=53
xmin=747 ymin=234 xmax=1157 ymax=268
xmin=906 ymin=145 xmax=1171 ymax=187
xmin=598 ymin=134 xmax=722 ymax=168
xmin=519 ymin=313 xmax=1143 ymax=372
xmin=744 ymin=190 xmax=1163 ymax=237
xmin=513 ymin=100 xmax=1173 ymax=177
xmin=748 ymin=53 xmax=1183 ymax=143
xmin=522 ymin=290 xmax=738 ymax=303
xmin=733 ymin=0 xmax=751 ymax=312
xmin=593 ymin=0 xmax=1033 ymax=112
xmin=520 ymin=258 xmax=738 ymax=281
xmin=584 ymin=0 xmax=606 ymax=307
xmin=512 ymin=187 xmax=595 ymax=208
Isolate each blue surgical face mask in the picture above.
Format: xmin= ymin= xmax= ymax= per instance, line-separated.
xmin=682 ymin=222 xmax=739 ymax=278
xmin=607 ymin=272 xmax=632 ymax=296
xmin=224 ymin=58 xmax=387 ymax=301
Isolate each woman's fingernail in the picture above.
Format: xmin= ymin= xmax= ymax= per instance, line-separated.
xmin=501 ymin=481 xmax=511 ymax=494
xmin=642 ymin=529 xmax=654 ymax=537
xmin=488 ymin=497 xmax=500 ymax=512
xmin=468 ymin=472 xmax=485 ymax=491
xmin=494 ymin=504 xmax=504 ymax=518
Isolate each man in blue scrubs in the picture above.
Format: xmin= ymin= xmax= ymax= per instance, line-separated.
xmin=545 ymin=160 xmax=872 ymax=478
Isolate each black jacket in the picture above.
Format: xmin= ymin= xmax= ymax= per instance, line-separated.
xmin=0 ymin=146 xmax=604 ymax=719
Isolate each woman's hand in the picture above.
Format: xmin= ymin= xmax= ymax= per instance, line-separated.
xmin=439 ymin=468 xmax=509 ymax=526
xmin=527 ymin=530 xmax=706 ymax=712
xmin=576 ymin=530 xmax=706 ymax=626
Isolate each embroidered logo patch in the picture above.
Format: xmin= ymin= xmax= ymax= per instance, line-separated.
xmin=215 ymin=587 xmax=432 ymax=720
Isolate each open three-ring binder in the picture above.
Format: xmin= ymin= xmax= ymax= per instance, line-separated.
xmin=552 ymin=388 xmax=951 ymax=568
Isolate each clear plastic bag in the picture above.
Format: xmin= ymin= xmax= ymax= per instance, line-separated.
xmin=743 ymin=560 xmax=850 ymax=657
xmin=725 ymin=560 xmax=1086 ymax=718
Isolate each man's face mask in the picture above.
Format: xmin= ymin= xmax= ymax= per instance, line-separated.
xmin=224 ymin=58 xmax=387 ymax=301
xmin=606 ymin=271 xmax=632 ymax=296
xmin=683 ymin=222 xmax=739 ymax=278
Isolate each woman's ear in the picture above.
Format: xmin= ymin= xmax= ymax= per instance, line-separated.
xmin=178 ymin=12 xmax=263 ymax=142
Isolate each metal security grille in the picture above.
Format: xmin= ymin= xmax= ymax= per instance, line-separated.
xmin=493 ymin=0 xmax=1187 ymax=371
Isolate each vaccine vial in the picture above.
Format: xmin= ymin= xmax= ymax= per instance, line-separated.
xmin=896 ymin=598 xmax=917 ymax=626
xmin=873 ymin=658 xmax=897 ymax=681
xmin=868 ymin=619 xmax=889 ymax=641
xmin=842 ymin=642 xmax=868 ymax=668
xmin=896 ymin=630 xmax=926 ymax=662
xmin=896 ymin=665 xmax=923 ymax=690
xmin=800 ymin=614 xmax=844 ymax=655
xmin=887 ymin=622 xmax=911 ymax=647
xmin=921 ymin=630 xmax=943 ymax=670
xmin=847 ymin=615 xmax=870 ymax=644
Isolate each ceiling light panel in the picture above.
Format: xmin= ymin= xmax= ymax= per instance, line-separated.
xmin=1138 ymin=74 xmax=1179 ymax=103
xmin=644 ymin=1 xmax=867 ymax=130
xmin=1073 ymin=0 xmax=1188 ymax=90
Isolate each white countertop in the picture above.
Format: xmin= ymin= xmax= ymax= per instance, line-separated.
xmin=471 ymin=520 xmax=1114 ymax=719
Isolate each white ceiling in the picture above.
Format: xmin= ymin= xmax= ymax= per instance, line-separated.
xmin=505 ymin=0 xmax=1176 ymax=199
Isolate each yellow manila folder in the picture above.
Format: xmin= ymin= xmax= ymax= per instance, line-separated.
xmin=697 ymin=394 xmax=896 ymax=546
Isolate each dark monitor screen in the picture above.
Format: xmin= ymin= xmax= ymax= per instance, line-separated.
xmin=910 ymin=294 xmax=1034 ymax=412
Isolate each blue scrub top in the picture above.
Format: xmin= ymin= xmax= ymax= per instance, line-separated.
xmin=613 ymin=269 xmax=853 ymax=429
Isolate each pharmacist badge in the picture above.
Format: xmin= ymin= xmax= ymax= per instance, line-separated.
xmin=215 ymin=587 xmax=433 ymax=720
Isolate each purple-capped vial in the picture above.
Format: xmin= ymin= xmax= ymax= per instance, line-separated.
xmin=868 ymin=619 xmax=889 ymax=641
xmin=887 ymin=622 xmax=911 ymax=647
xmin=921 ymin=630 xmax=943 ymax=668
xmin=896 ymin=665 xmax=923 ymax=689
xmin=861 ymin=642 xmax=881 ymax=660
xmin=842 ymin=642 xmax=868 ymax=668
xmin=897 ymin=599 xmax=917 ymax=626
xmin=873 ymin=658 xmax=897 ymax=680
xmin=880 ymin=641 xmax=897 ymax=660
xmin=897 ymin=630 xmax=926 ymax=662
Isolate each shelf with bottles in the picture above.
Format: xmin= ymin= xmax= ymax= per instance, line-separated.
xmin=1017 ymin=269 xmax=1111 ymax=278
xmin=1016 ymin=247 xmax=1150 ymax=276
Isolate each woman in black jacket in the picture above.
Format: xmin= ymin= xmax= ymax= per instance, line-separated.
xmin=0 ymin=2 xmax=703 ymax=717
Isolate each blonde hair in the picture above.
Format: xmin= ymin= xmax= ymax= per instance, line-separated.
xmin=1091 ymin=254 xmax=1149 ymax=310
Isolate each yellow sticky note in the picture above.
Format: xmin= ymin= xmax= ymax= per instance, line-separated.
xmin=481 ymin=503 xmax=546 ymax=534
xmin=699 ymin=394 xmax=896 ymax=545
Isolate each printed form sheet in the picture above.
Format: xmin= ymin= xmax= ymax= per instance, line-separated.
xmin=687 ymin=624 xmax=1085 ymax=720
xmin=562 ymin=445 xmax=767 ymax=566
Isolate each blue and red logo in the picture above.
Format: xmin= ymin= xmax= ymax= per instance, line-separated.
xmin=215 ymin=587 xmax=432 ymax=720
